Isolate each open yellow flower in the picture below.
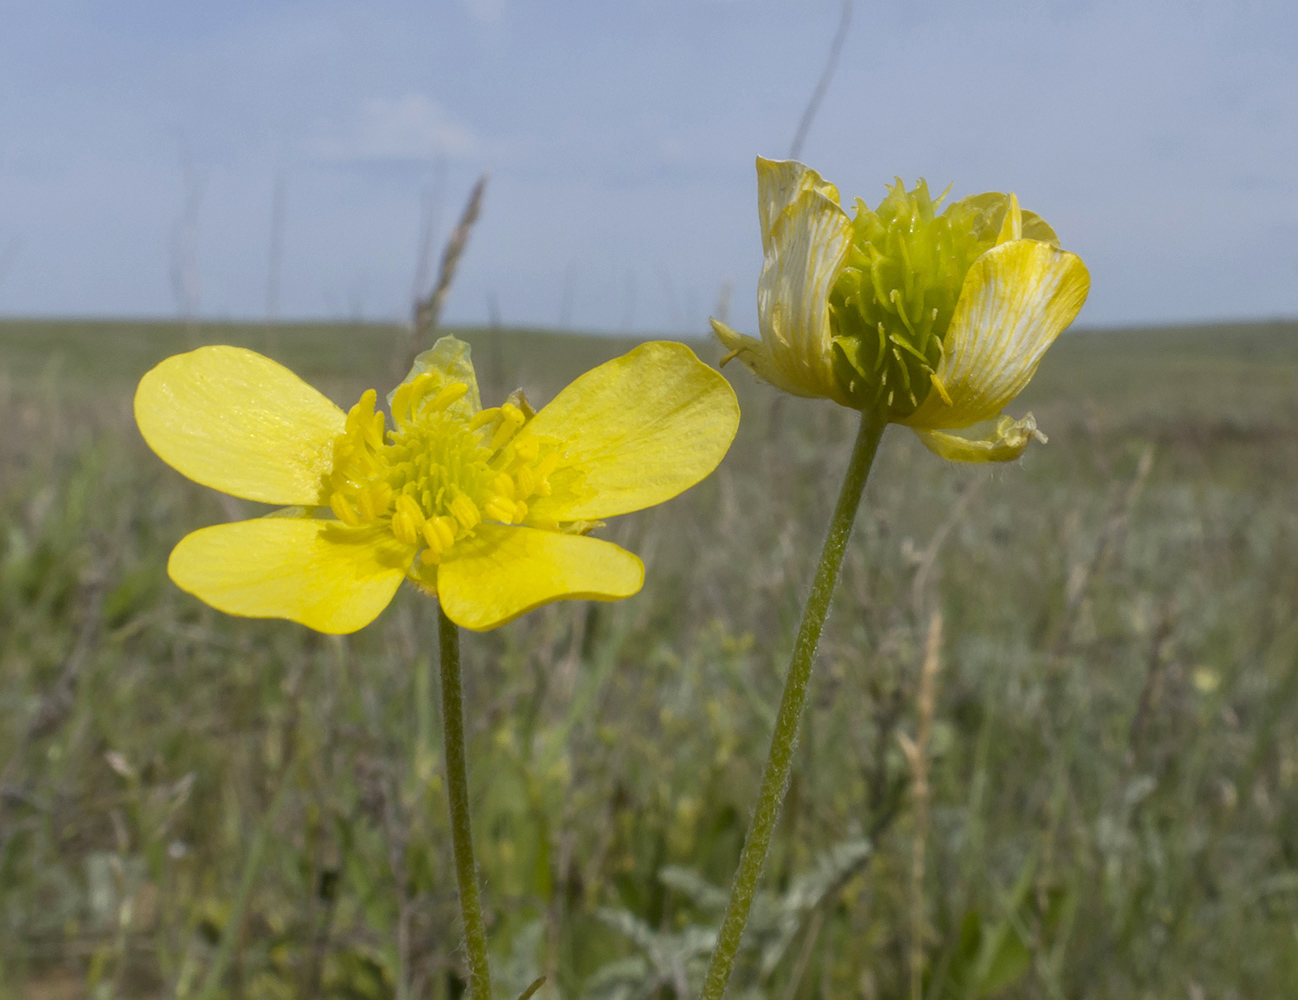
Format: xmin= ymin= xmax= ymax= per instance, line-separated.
xmin=712 ymin=158 xmax=1090 ymax=462
xmin=135 ymin=337 xmax=739 ymax=633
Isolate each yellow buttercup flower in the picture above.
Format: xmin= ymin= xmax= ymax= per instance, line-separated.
xmin=712 ymin=158 xmax=1090 ymax=462
xmin=135 ymin=337 xmax=739 ymax=633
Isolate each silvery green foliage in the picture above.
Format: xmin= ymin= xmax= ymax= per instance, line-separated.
xmin=589 ymin=838 xmax=871 ymax=997
xmin=586 ymin=908 xmax=717 ymax=1000
xmin=492 ymin=920 xmax=547 ymax=1000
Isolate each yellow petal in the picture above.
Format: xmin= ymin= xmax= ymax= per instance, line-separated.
xmin=136 ymin=346 xmax=345 ymax=505
xmin=520 ymin=341 xmax=739 ymax=521
xmin=750 ymin=157 xmax=853 ymax=403
xmin=168 ymin=517 xmax=410 ymax=634
xmin=902 ymin=240 xmax=1089 ymax=430
xmin=438 ymin=524 xmax=644 ymax=631
xmin=389 ymin=335 xmax=481 ymax=419
xmin=913 ymin=413 xmax=1046 ymax=463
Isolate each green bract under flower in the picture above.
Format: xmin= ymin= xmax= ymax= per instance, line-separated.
xmin=713 ymin=157 xmax=1090 ymax=463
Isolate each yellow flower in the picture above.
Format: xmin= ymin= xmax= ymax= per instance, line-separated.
xmin=712 ymin=158 xmax=1090 ymax=462
xmin=135 ymin=337 xmax=739 ymax=633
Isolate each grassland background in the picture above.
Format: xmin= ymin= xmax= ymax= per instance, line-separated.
xmin=2 ymin=317 xmax=1297 ymax=999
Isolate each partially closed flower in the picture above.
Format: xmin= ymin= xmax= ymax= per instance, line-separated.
xmin=136 ymin=337 xmax=739 ymax=633
xmin=713 ymin=158 xmax=1090 ymax=461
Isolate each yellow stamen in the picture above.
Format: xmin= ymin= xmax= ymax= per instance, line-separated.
xmin=330 ymin=493 xmax=360 ymax=527
xmin=532 ymin=452 xmax=561 ymax=496
xmin=390 ymin=383 xmax=414 ymax=424
xmin=346 ymin=389 xmax=377 ymax=432
xmin=490 ymin=403 xmax=526 ymax=450
xmin=450 ymin=495 xmax=481 ymax=531
xmin=423 ymin=516 xmax=457 ymax=552
xmin=484 ymin=497 xmax=517 ymax=523
xmin=391 ymin=510 xmax=419 ymax=545
xmin=930 ymin=371 xmax=953 ymax=407
xmin=468 ymin=407 xmax=501 ymax=431
xmin=408 ymin=372 xmax=436 ymax=403
xmin=395 ymin=494 xmax=425 ymax=529
xmin=364 ymin=411 xmax=385 ymax=451
xmin=428 ymin=382 xmax=469 ymax=412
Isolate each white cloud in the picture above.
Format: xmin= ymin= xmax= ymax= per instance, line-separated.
xmin=312 ymin=94 xmax=480 ymax=163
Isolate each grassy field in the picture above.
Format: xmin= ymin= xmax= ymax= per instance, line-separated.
xmin=2 ymin=316 xmax=1297 ymax=999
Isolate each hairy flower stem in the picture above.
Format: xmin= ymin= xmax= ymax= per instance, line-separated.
xmin=439 ymin=607 xmax=492 ymax=1000
xmin=700 ymin=411 xmax=886 ymax=1000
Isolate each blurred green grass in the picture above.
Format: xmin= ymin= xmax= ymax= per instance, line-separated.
xmin=1 ymin=318 xmax=1296 ymax=999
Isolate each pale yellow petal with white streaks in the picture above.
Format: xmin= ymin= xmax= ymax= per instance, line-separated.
xmin=756 ymin=157 xmax=842 ymax=255
xmin=750 ymin=157 xmax=853 ymax=404
xmin=903 ymin=240 xmax=1090 ymax=430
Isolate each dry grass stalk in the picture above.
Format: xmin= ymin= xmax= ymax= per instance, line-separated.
xmin=1056 ymin=443 xmax=1155 ymax=652
xmin=897 ymin=610 xmax=943 ymax=1000
xmin=398 ymin=173 xmax=490 ymax=380
xmin=788 ymin=0 xmax=853 ymax=160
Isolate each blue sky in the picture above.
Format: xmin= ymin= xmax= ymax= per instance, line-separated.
xmin=0 ymin=0 xmax=1294 ymax=333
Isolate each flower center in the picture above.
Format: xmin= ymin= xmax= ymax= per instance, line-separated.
xmin=326 ymin=375 xmax=560 ymax=566
xmin=828 ymin=179 xmax=1002 ymax=420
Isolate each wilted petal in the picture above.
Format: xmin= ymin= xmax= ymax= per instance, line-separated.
xmin=912 ymin=413 xmax=1047 ymax=463
xmin=713 ymin=319 xmax=809 ymax=400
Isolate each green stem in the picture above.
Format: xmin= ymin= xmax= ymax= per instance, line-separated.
xmin=700 ymin=411 xmax=886 ymax=1000
xmin=439 ymin=607 xmax=493 ymax=1000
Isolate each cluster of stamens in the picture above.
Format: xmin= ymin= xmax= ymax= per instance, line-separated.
xmin=326 ymin=372 xmax=562 ymax=569
xmin=828 ymin=179 xmax=996 ymax=420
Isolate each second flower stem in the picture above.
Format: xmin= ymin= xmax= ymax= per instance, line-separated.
xmin=700 ymin=411 xmax=886 ymax=1000
xmin=438 ymin=607 xmax=492 ymax=1000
